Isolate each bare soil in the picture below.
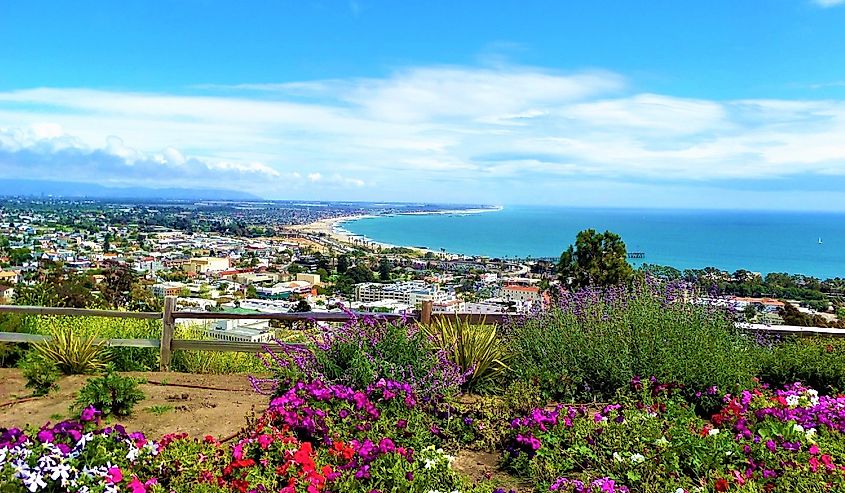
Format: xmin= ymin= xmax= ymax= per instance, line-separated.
xmin=0 ymin=368 xmax=268 ymax=439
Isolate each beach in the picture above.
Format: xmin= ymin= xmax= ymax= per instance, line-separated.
xmin=292 ymin=206 xmax=502 ymax=253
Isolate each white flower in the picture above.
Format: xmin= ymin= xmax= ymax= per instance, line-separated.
xmin=708 ymin=428 xmax=720 ymax=436
xmin=793 ymin=424 xmax=805 ymax=433
xmin=630 ymin=453 xmax=645 ymax=464
xmin=806 ymin=428 xmax=817 ymax=440
xmin=424 ymin=458 xmax=436 ymax=469
xmin=48 ymin=463 xmax=71 ymax=483
xmin=22 ymin=472 xmax=47 ymax=492
xmin=786 ymin=395 xmax=799 ymax=407
xmin=613 ymin=452 xmax=623 ymax=463
xmin=676 ymin=489 xmax=686 ymax=493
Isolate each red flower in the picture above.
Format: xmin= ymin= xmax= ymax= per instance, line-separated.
xmin=715 ymin=478 xmax=730 ymax=492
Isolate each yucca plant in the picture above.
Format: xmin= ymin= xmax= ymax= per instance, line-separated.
xmin=425 ymin=318 xmax=511 ymax=393
xmin=34 ymin=326 xmax=110 ymax=375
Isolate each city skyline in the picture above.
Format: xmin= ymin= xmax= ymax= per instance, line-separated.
xmin=2 ymin=1 xmax=845 ymax=210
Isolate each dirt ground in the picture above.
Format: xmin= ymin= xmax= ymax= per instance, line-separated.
xmin=0 ymin=368 xmax=268 ymax=439
xmin=454 ymin=449 xmax=531 ymax=492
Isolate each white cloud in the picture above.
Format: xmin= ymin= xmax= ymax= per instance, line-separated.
xmin=813 ymin=0 xmax=845 ymax=7
xmin=2 ymin=64 xmax=845 ymax=204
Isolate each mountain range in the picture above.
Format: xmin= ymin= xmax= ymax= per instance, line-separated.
xmin=0 ymin=179 xmax=261 ymax=201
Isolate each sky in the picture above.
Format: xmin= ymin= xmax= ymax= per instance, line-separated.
xmin=2 ymin=1 xmax=845 ymax=210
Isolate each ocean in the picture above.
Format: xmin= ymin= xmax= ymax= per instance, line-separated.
xmin=341 ymin=206 xmax=845 ymax=279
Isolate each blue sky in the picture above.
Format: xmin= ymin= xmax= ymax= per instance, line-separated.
xmin=2 ymin=1 xmax=845 ymax=209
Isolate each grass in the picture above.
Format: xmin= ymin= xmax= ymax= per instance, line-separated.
xmin=145 ymin=405 xmax=173 ymax=416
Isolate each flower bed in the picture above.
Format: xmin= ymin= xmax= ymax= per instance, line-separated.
xmin=6 ymin=377 xmax=845 ymax=492
xmin=503 ymin=378 xmax=845 ymax=492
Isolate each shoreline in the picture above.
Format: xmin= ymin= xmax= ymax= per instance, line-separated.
xmin=293 ymin=206 xmax=503 ymax=255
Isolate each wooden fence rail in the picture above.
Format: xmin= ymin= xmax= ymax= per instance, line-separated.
xmin=2 ymin=299 xmax=841 ymax=371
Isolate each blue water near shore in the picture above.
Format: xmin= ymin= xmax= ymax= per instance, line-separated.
xmin=342 ymin=206 xmax=845 ymax=279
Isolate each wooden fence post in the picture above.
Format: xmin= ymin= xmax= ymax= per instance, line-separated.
xmin=420 ymin=300 xmax=433 ymax=325
xmin=160 ymin=296 xmax=176 ymax=371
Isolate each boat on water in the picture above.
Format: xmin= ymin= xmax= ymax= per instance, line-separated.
xmin=819 ymin=237 xmax=823 ymax=244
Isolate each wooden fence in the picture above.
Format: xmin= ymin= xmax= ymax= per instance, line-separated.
xmin=2 ymin=299 xmax=838 ymax=372
xmin=0 ymin=299 xmax=511 ymax=370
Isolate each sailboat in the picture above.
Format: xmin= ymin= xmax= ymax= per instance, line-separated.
xmin=819 ymin=237 xmax=823 ymax=245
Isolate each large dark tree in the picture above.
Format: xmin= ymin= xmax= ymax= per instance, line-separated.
xmin=336 ymin=255 xmax=350 ymax=274
xmin=100 ymin=261 xmax=137 ymax=309
xmin=557 ymin=229 xmax=633 ymax=289
xmin=378 ymin=258 xmax=393 ymax=282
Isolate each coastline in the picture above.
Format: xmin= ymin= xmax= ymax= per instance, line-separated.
xmin=293 ymin=206 xmax=503 ymax=254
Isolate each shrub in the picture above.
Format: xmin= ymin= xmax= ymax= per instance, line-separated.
xmin=170 ymin=324 xmax=266 ymax=374
xmin=424 ymin=318 xmax=511 ymax=393
xmin=34 ymin=326 xmax=110 ymax=374
xmin=73 ymin=368 xmax=145 ymax=417
xmin=759 ymin=337 xmax=845 ymax=392
xmin=504 ymin=282 xmax=758 ymax=403
xmin=34 ymin=316 xmax=159 ymax=371
xmin=259 ymin=315 xmax=465 ymax=397
xmin=19 ymin=351 xmax=60 ymax=396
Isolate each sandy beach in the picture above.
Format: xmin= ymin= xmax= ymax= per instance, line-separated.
xmin=292 ymin=206 xmax=503 ymax=253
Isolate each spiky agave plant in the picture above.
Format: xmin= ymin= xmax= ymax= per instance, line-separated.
xmin=425 ymin=318 xmax=511 ymax=393
xmin=34 ymin=326 xmax=110 ymax=374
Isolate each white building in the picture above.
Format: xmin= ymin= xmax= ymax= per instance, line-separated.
xmin=183 ymin=257 xmax=230 ymax=274
xmin=501 ymin=285 xmax=542 ymax=303
xmin=207 ymin=319 xmax=274 ymax=343
xmin=354 ymin=281 xmax=456 ymax=306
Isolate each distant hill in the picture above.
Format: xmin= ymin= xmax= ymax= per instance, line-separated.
xmin=0 ymin=179 xmax=261 ymax=201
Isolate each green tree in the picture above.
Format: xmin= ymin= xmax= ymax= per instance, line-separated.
xmin=100 ymin=262 xmax=137 ymax=308
xmin=9 ymin=248 xmax=31 ymax=266
xmin=246 ymin=285 xmax=258 ymax=298
xmin=345 ymin=265 xmax=375 ymax=284
xmin=378 ymin=258 xmax=393 ymax=282
xmin=336 ymin=255 xmax=350 ymax=274
xmin=556 ymin=229 xmax=633 ymax=289
xmin=292 ymin=299 xmax=311 ymax=312
xmin=743 ymin=304 xmax=757 ymax=322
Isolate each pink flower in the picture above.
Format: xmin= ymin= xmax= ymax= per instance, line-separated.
xmin=127 ymin=476 xmax=157 ymax=493
xmin=80 ymin=406 xmax=99 ymax=422
xmin=257 ymin=434 xmax=273 ymax=449
xmin=105 ymin=467 xmax=123 ymax=484
xmin=809 ymin=444 xmax=820 ymax=455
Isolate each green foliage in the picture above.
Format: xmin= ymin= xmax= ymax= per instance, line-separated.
xmin=759 ymin=337 xmax=845 ymax=392
xmin=425 ymin=318 xmax=511 ymax=393
xmin=19 ymin=351 xmax=60 ymax=396
xmin=0 ymin=313 xmax=35 ymax=367
xmin=34 ymin=326 xmax=110 ymax=375
xmin=146 ymin=404 xmax=173 ymax=416
xmin=336 ymin=254 xmax=350 ymax=274
xmin=170 ymin=324 xmax=265 ymax=374
xmin=32 ymin=316 xmax=159 ymax=371
xmin=557 ymin=229 xmax=633 ymax=289
xmin=73 ymin=368 xmax=145 ymax=417
xmin=504 ymin=284 xmax=758 ymax=403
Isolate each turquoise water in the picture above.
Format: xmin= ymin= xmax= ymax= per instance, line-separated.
xmin=342 ymin=206 xmax=845 ymax=279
